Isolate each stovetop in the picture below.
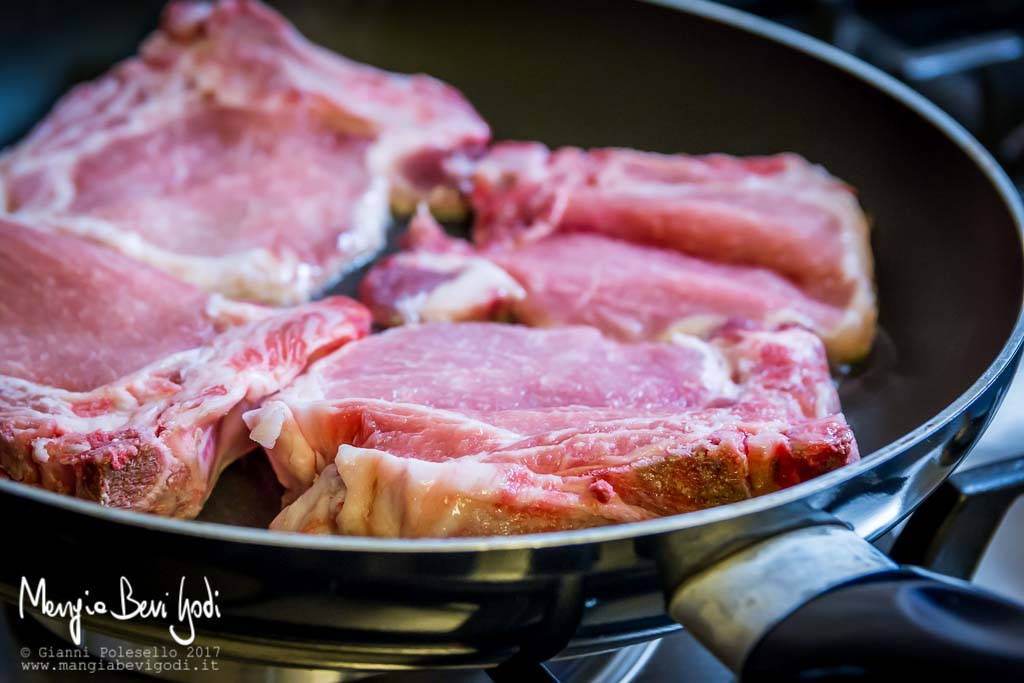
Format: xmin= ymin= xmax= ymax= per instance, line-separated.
xmin=2 ymin=2 xmax=1023 ymax=681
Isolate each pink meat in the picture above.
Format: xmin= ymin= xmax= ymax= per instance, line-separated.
xmin=0 ymin=218 xmax=217 ymax=392
xmin=360 ymin=207 xmax=850 ymax=356
xmin=0 ymin=218 xmax=371 ymax=517
xmin=67 ymin=108 xmax=376 ymax=265
xmin=247 ymin=322 xmax=857 ymax=538
xmin=496 ymin=234 xmax=844 ymax=340
xmin=0 ymin=0 xmax=489 ymax=303
xmin=449 ymin=143 xmax=876 ymax=361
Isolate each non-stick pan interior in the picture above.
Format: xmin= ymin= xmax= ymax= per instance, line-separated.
xmin=1 ymin=0 xmax=1021 ymax=529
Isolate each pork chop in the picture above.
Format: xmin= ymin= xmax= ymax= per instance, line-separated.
xmin=0 ymin=0 xmax=489 ymax=304
xmin=361 ymin=205 xmax=848 ymax=348
xmin=445 ymin=143 xmax=875 ymax=362
xmin=0 ymin=218 xmax=370 ymax=517
xmin=246 ymin=322 xmax=857 ymax=538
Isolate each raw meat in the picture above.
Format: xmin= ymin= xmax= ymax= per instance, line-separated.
xmin=445 ymin=143 xmax=876 ymax=361
xmin=361 ymin=205 xmax=528 ymax=325
xmin=361 ymin=206 xmax=848 ymax=348
xmin=0 ymin=218 xmax=370 ymax=517
xmin=0 ymin=0 xmax=489 ymax=304
xmin=246 ymin=322 xmax=858 ymax=538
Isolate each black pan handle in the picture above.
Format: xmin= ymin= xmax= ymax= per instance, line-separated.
xmin=741 ymin=455 xmax=1024 ymax=681
xmin=742 ymin=567 xmax=1024 ymax=680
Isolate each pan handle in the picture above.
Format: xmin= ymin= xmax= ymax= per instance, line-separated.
xmin=741 ymin=566 xmax=1024 ymax=680
xmin=668 ymin=457 xmax=1024 ymax=679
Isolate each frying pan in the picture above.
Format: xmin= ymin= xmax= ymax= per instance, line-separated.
xmin=2 ymin=0 xmax=1024 ymax=679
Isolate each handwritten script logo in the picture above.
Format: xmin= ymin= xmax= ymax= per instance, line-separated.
xmin=19 ymin=576 xmax=221 ymax=646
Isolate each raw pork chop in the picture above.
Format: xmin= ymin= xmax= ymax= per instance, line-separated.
xmin=445 ymin=144 xmax=876 ymax=362
xmin=246 ymin=322 xmax=858 ymax=538
xmin=362 ymin=206 xmax=847 ymax=349
xmin=0 ymin=0 xmax=489 ymax=304
xmin=0 ymin=218 xmax=370 ymax=517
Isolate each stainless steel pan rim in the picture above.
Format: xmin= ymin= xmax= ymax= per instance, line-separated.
xmin=2 ymin=0 xmax=1022 ymax=555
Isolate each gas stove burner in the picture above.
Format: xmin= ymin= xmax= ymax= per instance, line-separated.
xmin=10 ymin=607 xmax=660 ymax=683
